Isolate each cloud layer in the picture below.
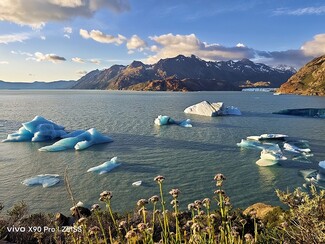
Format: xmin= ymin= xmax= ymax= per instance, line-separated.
xmin=0 ymin=0 xmax=130 ymax=28
xmin=80 ymin=29 xmax=126 ymax=45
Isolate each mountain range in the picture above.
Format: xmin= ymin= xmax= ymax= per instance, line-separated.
xmin=73 ymin=55 xmax=296 ymax=91
xmin=278 ymin=55 xmax=325 ymax=96
xmin=0 ymin=80 xmax=77 ymax=89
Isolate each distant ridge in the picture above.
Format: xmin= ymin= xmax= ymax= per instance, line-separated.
xmin=278 ymin=55 xmax=325 ymax=96
xmin=73 ymin=55 xmax=295 ymax=91
xmin=0 ymin=80 xmax=77 ymax=90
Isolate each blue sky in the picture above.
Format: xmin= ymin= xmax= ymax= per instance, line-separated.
xmin=0 ymin=0 xmax=324 ymax=82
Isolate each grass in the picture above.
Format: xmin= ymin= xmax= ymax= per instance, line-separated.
xmin=0 ymin=174 xmax=324 ymax=243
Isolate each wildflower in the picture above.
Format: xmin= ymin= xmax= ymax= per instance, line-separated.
xmin=188 ymin=203 xmax=195 ymax=211
xmin=186 ymin=220 xmax=193 ymax=226
xmin=88 ymin=226 xmax=100 ymax=236
xmin=99 ymin=191 xmax=112 ymax=201
xmin=191 ymin=223 xmax=200 ymax=232
xmin=77 ymin=217 xmax=87 ymax=225
xmin=154 ymin=209 xmax=161 ymax=215
xmin=137 ymin=199 xmax=149 ymax=207
xmin=240 ymin=219 xmax=247 ymax=225
xmin=148 ymin=195 xmax=159 ymax=203
xmin=194 ymin=200 xmax=202 ymax=209
xmin=91 ymin=204 xmax=100 ymax=212
xmin=169 ymin=188 xmax=180 ymax=198
xmin=214 ymin=173 xmax=226 ymax=181
xmin=199 ymin=210 xmax=205 ymax=216
xmin=202 ymin=198 xmax=211 ymax=207
xmin=119 ymin=220 xmax=127 ymax=229
xmin=125 ymin=230 xmax=137 ymax=239
xmin=281 ymin=221 xmax=288 ymax=229
xmin=170 ymin=199 xmax=179 ymax=206
xmin=137 ymin=207 xmax=147 ymax=215
xmin=214 ymin=189 xmax=225 ymax=195
xmin=249 ymin=210 xmax=257 ymax=218
xmin=244 ymin=233 xmax=254 ymax=242
xmin=137 ymin=223 xmax=148 ymax=231
xmin=154 ymin=175 xmax=165 ymax=183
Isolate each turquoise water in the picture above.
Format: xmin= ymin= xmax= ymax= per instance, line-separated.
xmin=0 ymin=90 xmax=324 ymax=214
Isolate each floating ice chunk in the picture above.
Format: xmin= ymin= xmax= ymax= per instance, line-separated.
xmin=154 ymin=115 xmax=192 ymax=127
xmin=132 ymin=180 xmax=142 ymax=186
xmin=247 ymin=134 xmax=288 ymax=141
xmin=223 ymin=106 xmax=242 ymax=115
xmin=87 ymin=157 xmax=120 ymax=174
xmin=260 ymin=149 xmax=287 ymax=160
xmin=23 ymin=116 xmax=64 ymax=133
xmin=256 ymin=159 xmax=278 ymax=166
xmin=2 ymin=116 xmax=66 ymax=142
xmin=39 ymin=128 xmax=113 ymax=152
xmin=236 ymin=139 xmax=279 ymax=151
xmin=184 ymin=101 xmax=224 ymax=117
xmin=283 ymin=142 xmax=311 ymax=154
xmin=21 ymin=174 xmax=60 ymax=188
xmin=2 ymin=127 xmax=33 ymax=142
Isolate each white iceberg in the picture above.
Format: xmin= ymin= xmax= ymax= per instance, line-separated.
xmin=223 ymin=106 xmax=242 ymax=115
xmin=39 ymin=128 xmax=113 ymax=152
xmin=319 ymin=161 xmax=325 ymax=175
xmin=87 ymin=157 xmax=120 ymax=174
xmin=184 ymin=101 xmax=224 ymax=117
xmin=132 ymin=180 xmax=142 ymax=186
xmin=2 ymin=116 xmax=66 ymax=142
xmin=21 ymin=174 xmax=60 ymax=188
xmin=260 ymin=149 xmax=287 ymax=161
xmin=237 ymin=139 xmax=279 ymax=151
xmin=154 ymin=115 xmax=192 ymax=128
xmin=283 ymin=142 xmax=312 ymax=155
xmin=256 ymin=158 xmax=278 ymax=167
xmin=247 ymin=134 xmax=288 ymax=141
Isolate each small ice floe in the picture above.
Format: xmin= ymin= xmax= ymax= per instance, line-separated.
xmin=87 ymin=157 xmax=121 ymax=174
xmin=283 ymin=141 xmax=312 ymax=154
xmin=39 ymin=128 xmax=113 ymax=152
xmin=299 ymin=169 xmax=325 ymax=189
xmin=247 ymin=134 xmax=288 ymax=141
xmin=319 ymin=160 xmax=325 ymax=175
xmin=154 ymin=115 xmax=192 ymax=128
xmin=223 ymin=106 xmax=242 ymax=115
xmin=237 ymin=139 xmax=279 ymax=151
xmin=21 ymin=174 xmax=60 ymax=188
xmin=132 ymin=180 xmax=142 ymax=186
xmin=183 ymin=101 xmax=241 ymax=117
xmin=256 ymin=158 xmax=278 ymax=167
xmin=260 ymin=149 xmax=287 ymax=161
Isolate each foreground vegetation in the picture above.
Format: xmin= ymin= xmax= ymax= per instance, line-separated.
xmin=0 ymin=174 xmax=324 ymax=243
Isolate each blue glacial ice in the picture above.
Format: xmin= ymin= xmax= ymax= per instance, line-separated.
xmin=2 ymin=116 xmax=66 ymax=142
xmin=154 ymin=115 xmax=192 ymax=128
xmin=39 ymin=128 xmax=113 ymax=152
xmin=21 ymin=174 xmax=60 ymax=188
xmin=87 ymin=157 xmax=121 ymax=174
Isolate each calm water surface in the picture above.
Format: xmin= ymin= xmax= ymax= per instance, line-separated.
xmin=0 ymin=90 xmax=324 ymax=214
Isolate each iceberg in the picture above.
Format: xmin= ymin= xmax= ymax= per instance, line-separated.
xmin=21 ymin=174 xmax=60 ymax=188
xmin=283 ymin=141 xmax=311 ymax=154
xmin=260 ymin=149 xmax=287 ymax=161
xmin=154 ymin=115 xmax=192 ymax=128
xmin=60 ymin=130 xmax=86 ymax=138
xmin=256 ymin=158 xmax=278 ymax=167
xmin=184 ymin=101 xmax=224 ymax=117
xmin=2 ymin=116 xmax=66 ymax=142
xmin=184 ymin=101 xmax=241 ymax=117
xmin=246 ymin=134 xmax=288 ymax=141
xmin=132 ymin=180 xmax=142 ymax=186
xmin=87 ymin=157 xmax=120 ymax=174
xmin=237 ymin=139 xmax=280 ymax=151
xmin=319 ymin=161 xmax=325 ymax=175
xmin=39 ymin=128 xmax=113 ymax=152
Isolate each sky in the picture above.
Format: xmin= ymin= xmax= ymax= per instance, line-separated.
xmin=0 ymin=0 xmax=325 ymax=82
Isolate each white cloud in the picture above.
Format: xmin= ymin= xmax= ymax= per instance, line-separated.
xmin=80 ymin=29 xmax=126 ymax=45
xmin=0 ymin=33 xmax=29 ymax=44
xmin=11 ymin=50 xmax=33 ymax=56
xmin=40 ymin=36 xmax=46 ymax=40
xmin=0 ymin=61 xmax=9 ymax=64
xmin=274 ymin=6 xmax=325 ymax=16
xmin=72 ymin=57 xmax=85 ymax=63
xmin=0 ymin=0 xmax=130 ymax=28
xmin=64 ymin=26 xmax=73 ymax=38
xmin=146 ymin=33 xmax=255 ymax=63
xmin=236 ymin=43 xmax=246 ymax=48
xmin=28 ymin=52 xmax=66 ymax=63
xmin=90 ymin=59 xmax=100 ymax=64
xmin=64 ymin=34 xmax=70 ymax=39
xmin=126 ymin=35 xmax=147 ymax=51
xmin=301 ymin=34 xmax=325 ymax=57
xmin=76 ymin=70 xmax=87 ymax=76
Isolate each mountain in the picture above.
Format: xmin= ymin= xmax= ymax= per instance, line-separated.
xmin=0 ymin=80 xmax=77 ymax=89
xmin=73 ymin=55 xmax=295 ymax=91
xmin=277 ymin=55 xmax=325 ymax=96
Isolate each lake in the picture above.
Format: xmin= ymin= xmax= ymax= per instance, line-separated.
xmin=0 ymin=90 xmax=324 ymax=214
